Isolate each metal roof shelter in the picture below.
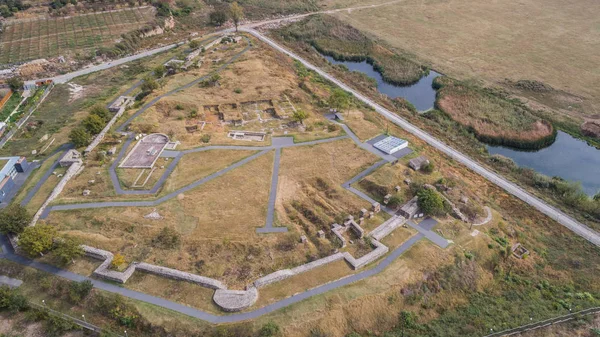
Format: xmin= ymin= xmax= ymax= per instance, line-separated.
xmin=373 ymin=136 xmax=408 ymax=155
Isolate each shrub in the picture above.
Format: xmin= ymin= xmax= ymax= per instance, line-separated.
xmin=68 ymin=280 xmax=93 ymax=303
xmin=69 ymin=127 xmax=91 ymax=148
xmin=189 ymin=40 xmax=200 ymax=49
xmin=111 ymin=253 xmax=126 ymax=269
xmin=0 ymin=286 xmax=28 ymax=312
xmin=422 ymin=161 xmax=435 ymax=174
xmin=83 ymin=114 xmax=105 ymax=134
xmin=201 ymin=134 xmax=211 ymax=143
xmin=53 ymin=236 xmax=83 ymax=265
xmin=89 ymin=105 xmax=111 ymax=122
xmin=0 ymin=204 xmax=31 ymax=234
xmin=234 ymin=88 xmax=242 ymax=94
xmin=6 ymin=76 xmax=24 ymax=91
xmin=153 ymin=65 xmax=166 ymax=78
xmin=259 ymin=322 xmax=281 ymax=337
xmin=140 ymin=76 xmax=159 ymax=93
xmin=327 ymin=123 xmax=339 ymax=132
xmin=387 ymin=195 xmax=403 ymax=209
xmin=152 ymin=227 xmax=181 ymax=249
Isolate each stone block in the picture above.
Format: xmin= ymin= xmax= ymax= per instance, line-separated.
xmin=372 ymin=202 xmax=381 ymax=213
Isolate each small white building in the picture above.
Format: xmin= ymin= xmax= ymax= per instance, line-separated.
xmin=373 ymin=136 xmax=408 ymax=155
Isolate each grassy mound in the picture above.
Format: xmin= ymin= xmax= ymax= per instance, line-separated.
xmin=274 ymin=15 xmax=426 ymax=85
xmin=434 ymin=77 xmax=556 ymax=150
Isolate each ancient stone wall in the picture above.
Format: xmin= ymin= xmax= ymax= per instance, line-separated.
xmin=30 ymin=162 xmax=83 ymax=225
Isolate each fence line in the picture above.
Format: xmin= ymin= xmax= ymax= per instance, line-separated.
xmin=484 ymin=307 xmax=600 ymax=337
xmin=0 ymin=83 xmax=55 ymax=149
xmin=29 ymin=302 xmax=124 ymax=337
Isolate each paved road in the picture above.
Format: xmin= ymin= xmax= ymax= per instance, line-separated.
xmin=242 ymin=28 xmax=600 ymax=248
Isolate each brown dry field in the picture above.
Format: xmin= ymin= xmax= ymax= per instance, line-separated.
xmin=329 ymin=0 xmax=600 ymax=117
xmin=132 ymin=37 xmax=345 ymax=149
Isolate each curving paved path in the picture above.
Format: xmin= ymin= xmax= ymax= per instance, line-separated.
xmin=0 ymin=226 xmax=425 ymax=323
xmin=242 ymin=28 xmax=600 ymax=248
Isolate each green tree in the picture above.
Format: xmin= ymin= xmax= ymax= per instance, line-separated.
xmin=83 ymin=114 xmax=105 ymax=134
xmin=229 ymin=2 xmax=244 ymax=32
xmin=89 ymin=105 xmax=111 ymax=122
xmin=53 ymin=236 xmax=83 ymax=265
xmin=328 ymin=88 xmax=350 ymax=112
xmin=0 ymin=204 xmax=31 ymax=234
xmin=594 ymin=193 xmax=600 ymax=202
xmin=416 ymin=188 xmax=446 ymax=216
xmin=153 ymin=64 xmax=166 ymax=78
xmin=292 ymin=109 xmax=309 ymax=125
xmin=209 ymin=9 xmax=228 ymax=26
xmin=6 ymin=76 xmax=23 ymax=91
xmin=18 ymin=224 xmax=57 ymax=257
xmin=69 ymin=127 xmax=91 ymax=147
xmin=141 ymin=75 xmax=159 ymax=93
xmin=259 ymin=322 xmax=281 ymax=337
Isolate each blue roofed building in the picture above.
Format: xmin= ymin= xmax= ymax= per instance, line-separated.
xmin=0 ymin=156 xmax=30 ymax=204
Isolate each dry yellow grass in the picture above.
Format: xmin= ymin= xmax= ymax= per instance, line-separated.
xmin=162 ymin=149 xmax=257 ymax=192
xmin=253 ymin=259 xmax=354 ymax=308
xmin=331 ymin=0 xmax=600 ymax=115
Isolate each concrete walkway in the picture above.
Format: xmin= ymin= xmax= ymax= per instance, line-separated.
xmin=0 ymin=275 xmax=23 ymax=288
xmin=256 ymin=148 xmax=287 ymax=233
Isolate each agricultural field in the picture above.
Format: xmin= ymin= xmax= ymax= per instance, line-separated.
xmin=328 ymin=0 xmax=600 ymax=120
xmin=0 ymin=6 xmax=155 ymax=64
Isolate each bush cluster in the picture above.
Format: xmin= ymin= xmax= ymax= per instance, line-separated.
xmin=69 ymin=105 xmax=113 ymax=148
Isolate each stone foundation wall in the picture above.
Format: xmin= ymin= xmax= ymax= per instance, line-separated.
xmin=344 ymin=239 xmax=389 ymax=270
xmin=136 ymin=263 xmax=225 ymax=289
xmin=30 ymin=162 xmax=83 ymax=225
xmin=84 ymin=105 xmax=127 ymax=154
xmin=370 ymin=215 xmax=406 ymax=240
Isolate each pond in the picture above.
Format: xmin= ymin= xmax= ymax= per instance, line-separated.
xmin=323 ymin=55 xmax=440 ymax=111
xmin=487 ymin=131 xmax=600 ymax=196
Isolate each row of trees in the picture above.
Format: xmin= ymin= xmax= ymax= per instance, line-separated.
xmin=0 ymin=204 xmax=83 ymax=263
xmin=68 ymin=105 xmax=112 ymax=147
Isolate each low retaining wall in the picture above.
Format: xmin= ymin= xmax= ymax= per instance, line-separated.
xmin=82 ymin=246 xmax=226 ymax=289
xmin=136 ymin=263 xmax=225 ymax=289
